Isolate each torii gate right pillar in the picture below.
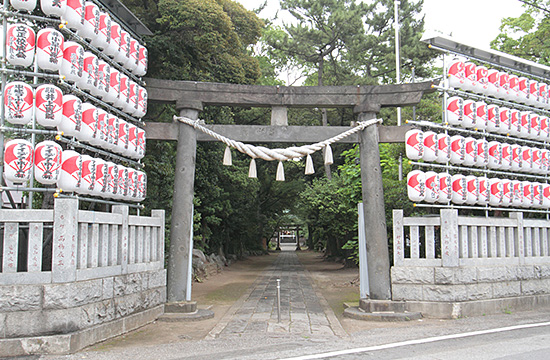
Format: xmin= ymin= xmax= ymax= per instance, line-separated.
xmin=358 ymin=111 xmax=391 ymax=300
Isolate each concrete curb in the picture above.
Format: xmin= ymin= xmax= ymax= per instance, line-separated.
xmin=343 ymin=307 xmax=422 ymax=322
xmin=159 ymin=309 xmax=215 ymax=322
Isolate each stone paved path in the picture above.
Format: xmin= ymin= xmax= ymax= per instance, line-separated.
xmin=208 ymin=248 xmax=346 ymax=338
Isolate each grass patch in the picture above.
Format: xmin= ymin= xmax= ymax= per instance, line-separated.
xmin=203 ymin=282 xmax=251 ymax=304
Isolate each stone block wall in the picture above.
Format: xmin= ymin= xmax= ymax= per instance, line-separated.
xmin=391 ymin=265 xmax=550 ymax=303
xmin=0 ymin=269 xmax=166 ymax=339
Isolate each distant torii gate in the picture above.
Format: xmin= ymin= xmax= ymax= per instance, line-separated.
xmin=144 ymin=78 xmax=434 ymax=302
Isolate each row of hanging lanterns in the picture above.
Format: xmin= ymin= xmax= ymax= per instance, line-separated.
xmin=407 ymin=170 xmax=550 ymax=209
xmin=7 ymin=1 xmax=147 ymax=76
xmin=447 ymin=58 xmax=549 ymax=109
xmin=4 ymin=139 xmax=146 ymax=201
xmin=406 ymin=129 xmax=550 ymax=175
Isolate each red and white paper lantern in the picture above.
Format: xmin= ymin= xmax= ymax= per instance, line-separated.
xmin=436 ymin=133 xmax=450 ymax=164
xmin=464 ymin=137 xmax=477 ymax=166
xmin=487 ymin=141 xmax=502 ymax=169
xmin=487 ymin=69 xmax=500 ymax=97
xmin=60 ymin=41 xmax=84 ymax=84
xmin=105 ymin=21 xmax=121 ymax=58
xmin=136 ymin=86 xmax=147 ymax=118
xmin=489 ymin=178 xmax=503 ymax=207
xmin=512 ymin=180 xmax=523 ymax=208
xmin=487 ymin=104 xmax=500 ymax=133
xmin=79 ymin=102 xmax=97 ymax=143
xmin=4 ymin=139 xmax=33 ymax=184
xmin=136 ymin=127 xmax=146 ymax=159
xmin=462 ymin=99 xmax=476 ymax=128
xmin=90 ymin=11 xmax=111 ymax=50
xmin=6 ymin=24 xmax=35 ymax=68
xmin=475 ymin=101 xmax=487 ymax=130
xmin=41 ymin=0 xmax=66 ymax=17
xmin=79 ymin=51 xmax=98 ymax=92
xmin=509 ymin=109 xmax=521 ymax=137
xmin=475 ymin=138 xmax=489 ymax=167
xmin=518 ymin=77 xmax=529 ymax=104
xmin=63 ymin=0 xmax=85 ymax=32
xmin=96 ymin=60 xmax=111 ymax=99
xmin=424 ymin=171 xmax=439 ymax=203
xmin=498 ymin=71 xmax=510 ymax=100
xmin=520 ymin=111 xmax=531 ymax=138
xmin=501 ymin=179 xmax=513 ymax=207
xmin=90 ymin=108 xmax=108 ymax=147
xmin=105 ymin=68 xmax=120 ymax=105
xmin=422 ymin=131 xmax=437 ymax=162
xmin=11 ymin=0 xmax=36 ymax=11
xmin=543 ymin=184 xmax=550 ymax=209
xmin=116 ymin=30 xmax=131 ymax=65
xmin=115 ymin=165 xmax=128 ymax=199
xmin=521 ymin=146 xmax=533 ymax=173
xmin=407 ymin=170 xmax=425 ymax=202
xmin=539 ymin=116 xmax=549 ymax=141
xmin=475 ymin=65 xmax=488 ymax=93
xmin=105 ymin=114 xmax=119 ymax=151
xmin=533 ymin=182 xmax=544 ymax=208
xmin=501 ymin=143 xmax=512 ymax=170
xmin=126 ymin=38 xmax=139 ymax=72
xmin=451 ymin=174 xmax=467 ymax=205
xmin=450 ymin=135 xmax=465 ymax=165
xmin=541 ymin=149 xmax=550 ymax=175
xmin=79 ymin=155 xmax=95 ymax=194
xmin=93 ymin=158 xmax=108 ymax=196
xmin=36 ymin=28 xmax=64 ymax=72
xmin=463 ymin=62 xmax=477 ymax=92
xmin=446 ymin=96 xmax=463 ymax=126
xmin=136 ymin=170 xmax=146 ymax=201
xmin=438 ymin=172 xmax=452 ymax=204
xmin=529 ymin=80 xmax=539 ymax=107
xmin=447 ymin=58 xmax=465 ymax=89
xmin=127 ymin=81 xmax=139 ymax=114
xmin=105 ymin=162 xmax=118 ymax=198
xmin=134 ymin=45 xmax=148 ymax=76
xmin=4 ymin=81 xmax=33 ymax=125
xmin=539 ymin=83 xmax=548 ymax=108
xmin=497 ymin=107 xmax=511 ymax=135
xmin=405 ymin=129 xmax=423 ymax=160
xmin=35 ymin=84 xmax=63 ymax=128
xmin=508 ymin=74 xmax=519 ymax=101
xmin=532 ymin=147 xmax=542 ymax=174
xmin=34 ymin=140 xmax=62 ymax=185
xmin=115 ymin=119 xmax=129 ymax=154
xmin=60 ymin=94 xmax=82 ymax=138
xmin=522 ymin=181 xmax=534 ymax=208
xmin=126 ymin=168 xmax=138 ymax=200
xmin=465 ymin=175 xmax=478 ymax=205
xmin=125 ymin=124 xmax=138 ymax=158
xmin=57 ymin=150 xmax=81 ymax=192
xmin=529 ymin=112 xmax=540 ymax=140
xmin=478 ymin=177 xmax=489 ymax=205
xmin=78 ymin=1 xmax=100 ymax=41
xmin=511 ymin=144 xmax=522 ymax=172
xmin=116 ymin=73 xmax=129 ymax=110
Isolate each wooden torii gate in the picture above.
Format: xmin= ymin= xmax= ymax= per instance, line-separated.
xmin=144 ymin=78 xmax=434 ymax=302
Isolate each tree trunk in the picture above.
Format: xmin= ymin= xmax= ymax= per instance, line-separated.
xmin=318 ymin=55 xmax=332 ymax=180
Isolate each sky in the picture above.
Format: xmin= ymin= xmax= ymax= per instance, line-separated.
xmin=236 ymin=0 xmax=526 ymax=50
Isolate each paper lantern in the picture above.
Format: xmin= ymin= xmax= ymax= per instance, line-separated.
xmin=450 ymin=135 xmax=465 ymax=165
xmin=463 ymin=137 xmax=476 ymax=167
xmin=116 ymin=30 xmax=131 ymax=65
xmin=475 ymin=65 xmax=488 ymax=94
xmin=518 ymin=77 xmax=529 ymax=104
xmin=93 ymin=158 xmax=108 ymax=196
xmin=407 ymin=170 xmax=425 ymax=202
xmin=115 ymin=165 xmax=128 ymax=199
xmin=78 ymin=155 xmax=95 ymax=195
xmin=521 ymin=146 xmax=533 ymax=173
xmin=424 ymin=171 xmax=439 ymax=203
xmin=126 ymin=81 xmax=139 ymax=114
xmin=136 ymin=127 xmax=146 ymax=160
xmin=105 ymin=162 xmax=118 ymax=198
xmin=532 ymin=148 xmax=542 ymax=174
xmin=90 ymin=108 xmax=108 ymax=147
xmin=34 ymin=140 xmax=62 ymax=185
xmin=63 ymin=0 xmax=85 ymax=32
xmin=529 ymin=112 xmax=540 ymax=140
xmin=488 ymin=178 xmax=503 ymax=207
xmin=78 ymin=51 xmax=98 ymax=92
xmin=539 ymin=83 xmax=548 ymax=108
xmin=105 ymin=21 xmax=121 ymax=58
xmin=59 ymin=94 xmax=82 ymax=138
xmin=486 ymin=104 xmax=500 ymax=133
xmin=405 ymin=129 xmax=423 ymax=160
xmin=136 ymin=170 xmax=147 ymax=201
xmin=60 ymin=41 xmax=84 ymax=84
xmin=511 ymin=144 xmax=522 ymax=172
xmin=105 ymin=114 xmax=119 ymax=151
xmin=134 ymin=45 xmax=148 ymax=76
xmin=79 ymin=102 xmax=97 ymax=143
xmin=478 ymin=177 xmax=489 ymax=206
xmin=462 ymin=99 xmax=476 ymax=128
xmin=539 ymin=116 xmax=549 ymax=141
xmin=436 ymin=172 xmax=451 ymax=204
xmin=474 ymin=101 xmax=487 ymax=130
xmin=501 ymin=179 xmax=512 ymax=207
xmin=35 ymin=84 xmax=63 ymax=128
xmin=497 ymin=71 xmax=509 ymax=100
xmin=422 ymin=131 xmax=437 ymax=162
xmin=115 ymin=119 xmax=129 ymax=155
xmin=436 ymin=133 xmax=450 ymax=164
xmin=96 ymin=60 xmax=111 ymax=99
xmin=447 ymin=58 xmax=465 ymax=89
xmin=446 ymin=96 xmax=463 ymax=126
xmin=4 ymin=139 xmax=33 ymax=184
xmin=533 ymin=182 xmax=544 ymax=209
xmin=543 ymin=184 xmax=550 ymax=209
xmin=6 ymin=24 xmax=35 ymax=68
xmin=487 ymin=69 xmax=500 ymax=97
xmin=487 ymin=141 xmax=502 ymax=169
xmin=522 ymin=181 xmax=534 ymax=208
xmin=475 ymin=138 xmax=488 ymax=167
xmin=77 ymin=1 xmax=100 ymax=41
xmin=125 ymin=124 xmax=138 ymax=158
xmin=105 ymin=68 xmax=120 ymax=105
xmin=41 ymin=0 xmax=66 ymax=17
xmin=529 ymin=80 xmax=539 ymax=107
xmin=509 ymin=109 xmax=521 ymax=137
xmin=90 ymin=11 xmax=111 ymax=50
xmin=126 ymin=168 xmax=138 ymax=200
xmin=116 ymin=73 xmax=129 ymax=110
xmin=136 ymin=86 xmax=147 ymax=118
xmin=501 ymin=143 xmax=511 ymax=170
xmin=11 ymin=0 xmax=36 ymax=11
xmin=126 ymin=38 xmax=139 ymax=72
xmin=541 ymin=149 xmax=550 ymax=175
xmin=508 ymin=74 xmax=519 ymax=102
xmin=4 ymin=81 xmax=33 ymax=125
xmin=463 ymin=62 xmax=477 ymax=92
xmin=512 ymin=180 xmax=523 ymax=208
xmin=57 ymin=150 xmax=81 ymax=192
xmin=36 ymin=28 xmax=64 ymax=72
xmin=464 ymin=175 xmax=478 ymax=205
xmin=519 ymin=111 xmax=531 ymax=138
xmin=497 ymin=107 xmax=510 ymax=135
xmin=451 ymin=174 xmax=467 ymax=205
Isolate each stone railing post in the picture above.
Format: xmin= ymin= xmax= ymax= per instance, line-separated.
xmin=510 ymin=212 xmax=525 ymax=264
xmin=152 ymin=209 xmax=166 ymax=267
xmin=112 ymin=205 xmax=129 ymax=274
xmin=393 ymin=209 xmax=404 ymax=266
xmin=440 ymin=209 xmax=459 ymax=267
xmin=52 ymin=198 xmax=79 ymax=283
